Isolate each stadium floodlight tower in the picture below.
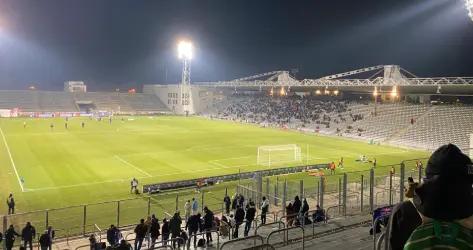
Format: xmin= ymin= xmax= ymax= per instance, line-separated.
xmin=177 ymin=40 xmax=193 ymax=114
xmin=467 ymin=0 xmax=473 ymax=22
xmin=178 ymin=40 xmax=193 ymax=85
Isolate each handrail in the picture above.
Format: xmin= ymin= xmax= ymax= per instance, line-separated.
xmin=372 ymin=214 xmax=391 ymax=250
xmin=266 ymin=226 xmax=304 ymax=249
xmin=325 ymin=205 xmax=343 ymax=219
xmin=220 ymin=235 xmax=265 ymax=250
xmin=255 ymin=221 xmax=285 ymax=235
xmin=376 ymin=232 xmax=386 ymax=250
xmin=94 ymin=224 xmax=102 ymax=242
xmin=242 ymin=243 xmax=276 ymax=250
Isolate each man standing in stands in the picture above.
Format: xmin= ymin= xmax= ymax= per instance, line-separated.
xmin=39 ymin=230 xmax=51 ymax=250
xmin=184 ymin=200 xmax=191 ymax=222
xmin=6 ymin=193 xmax=15 ymax=214
xmin=233 ymin=205 xmax=245 ymax=239
xmin=223 ymin=194 xmax=231 ymax=215
xmin=191 ymin=198 xmax=198 ymax=215
xmin=106 ymin=224 xmax=120 ymax=247
xmin=133 ymin=219 xmax=147 ymax=250
xmin=169 ymin=212 xmax=182 ymax=248
xmin=244 ymin=202 xmax=256 ymax=237
xmin=21 ymin=222 xmax=36 ymax=250
xmin=4 ymin=225 xmax=20 ymax=250
xmin=261 ymin=196 xmax=269 ymax=225
xmin=186 ymin=213 xmax=201 ymax=247
xmin=47 ymin=226 xmax=55 ymax=250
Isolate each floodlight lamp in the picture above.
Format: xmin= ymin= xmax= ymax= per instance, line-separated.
xmin=390 ymin=86 xmax=398 ymax=98
xmin=177 ymin=41 xmax=193 ymax=60
xmin=466 ymin=0 xmax=473 ymax=22
xmin=280 ymin=87 xmax=286 ymax=96
xmin=333 ymin=90 xmax=339 ymax=96
xmin=315 ymin=90 xmax=321 ymax=95
xmin=373 ymin=87 xmax=378 ymax=97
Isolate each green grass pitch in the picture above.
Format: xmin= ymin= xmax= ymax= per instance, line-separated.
xmin=0 ymin=116 xmax=429 ymax=232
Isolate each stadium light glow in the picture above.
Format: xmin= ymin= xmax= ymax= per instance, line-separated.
xmin=373 ymin=87 xmax=378 ymax=97
xmin=333 ymin=90 xmax=339 ymax=96
xmin=270 ymin=87 xmax=274 ymax=96
xmin=280 ymin=87 xmax=286 ymax=96
xmin=177 ymin=41 xmax=193 ymax=60
xmin=466 ymin=0 xmax=473 ymax=22
xmin=391 ymin=86 xmax=398 ymax=98
xmin=315 ymin=90 xmax=321 ymax=95
xmin=324 ymin=89 xmax=330 ymax=95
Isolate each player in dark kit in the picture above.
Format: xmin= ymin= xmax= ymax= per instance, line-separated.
xmin=50 ymin=123 xmax=54 ymax=131
xmin=81 ymin=122 xmax=85 ymax=128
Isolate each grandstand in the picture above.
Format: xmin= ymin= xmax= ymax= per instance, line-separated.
xmin=0 ymin=90 xmax=169 ymax=113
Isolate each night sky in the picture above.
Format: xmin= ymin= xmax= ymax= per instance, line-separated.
xmin=0 ymin=0 xmax=472 ymax=91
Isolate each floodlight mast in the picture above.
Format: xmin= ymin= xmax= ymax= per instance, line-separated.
xmin=178 ymin=41 xmax=193 ymax=85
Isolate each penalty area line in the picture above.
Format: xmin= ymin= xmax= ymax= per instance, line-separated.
xmin=0 ymin=127 xmax=24 ymax=192
xmin=114 ymin=155 xmax=152 ymax=177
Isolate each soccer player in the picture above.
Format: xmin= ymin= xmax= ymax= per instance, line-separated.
xmin=23 ymin=121 xmax=27 ymax=129
xmin=81 ymin=121 xmax=85 ymax=128
xmin=50 ymin=123 xmax=54 ymax=131
xmin=373 ymin=158 xmax=377 ymax=168
xmin=109 ymin=117 xmax=112 ymax=125
xmin=65 ymin=122 xmax=68 ymax=129
xmin=338 ymin=157 xmax=344 ymax=169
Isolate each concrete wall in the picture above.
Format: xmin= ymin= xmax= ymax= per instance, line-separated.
xmin=143 ymin=84 xmax=214 ymax=115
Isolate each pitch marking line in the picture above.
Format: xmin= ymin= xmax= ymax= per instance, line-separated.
xmin=0 ymin=127 xmax=24 ymax=192
xmin=114 ymin=155 xmax=152 ymax=177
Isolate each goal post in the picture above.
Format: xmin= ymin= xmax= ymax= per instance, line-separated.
xmin=257 ymin=144 xmax=302 ymax=167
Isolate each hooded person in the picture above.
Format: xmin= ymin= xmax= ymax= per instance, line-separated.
xmin=389 ymin=144 xmax=473 ymax=250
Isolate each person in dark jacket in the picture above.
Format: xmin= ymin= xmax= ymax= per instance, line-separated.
xmin=134 ymin=219 xmax=148 ymax=250
xmin=299 ymin=198 xmax=310 ymax=225
xmin=106 ymin=224 xmax=120 ymax=247
xmin=231 ymin=194 xmax=238 ymax=211
xmin=233 ymin=205 xmax=245 ymax=238
xmin=286 ymin=202 xmax=295 ymax=227
xmin=47 ymin=226 xmax=55 ymax=250
xmin=244 ymin=202 xmax=256 ymax=236
xmin=169 ymin=212 xmax=182 ymax=248
xmin=6 ymin=193 xmax=15 ymax=215
xmin=21 ymin=222 xmax=36 ymax=250
xmin=39 ymin=230 xmax=51 ymax=250
xmin=149 ymin=214 xmax=160 ymax=248
xmin=161 ymin=219 xmax=170 ymax=246
xmin=203 ymin=207 xmax=214 ymax=244
xmin=5 ymin=225 xmax=20 ymax=250
xmin=185 ymin=213 xmax=201 ymax=247
xmin=293 ymin=196 xmax=302 ymax=225
xmin=116 ymin=239 xmax=132 ymax=250
xmin=224 ymin=195 xmax=231 ymax=215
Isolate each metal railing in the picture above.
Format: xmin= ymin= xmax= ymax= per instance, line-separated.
xmin=220 ymin=235 xmax=265 ymax=250
xmin=267 ymin=226 xmax=304 ymax=249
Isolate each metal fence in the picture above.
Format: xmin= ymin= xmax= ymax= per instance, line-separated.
xmin=234 ymin=158 xmax=429 ymax=222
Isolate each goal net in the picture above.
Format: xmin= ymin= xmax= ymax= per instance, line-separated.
xmin=257 ymin=144 xmax=302 ymax=167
